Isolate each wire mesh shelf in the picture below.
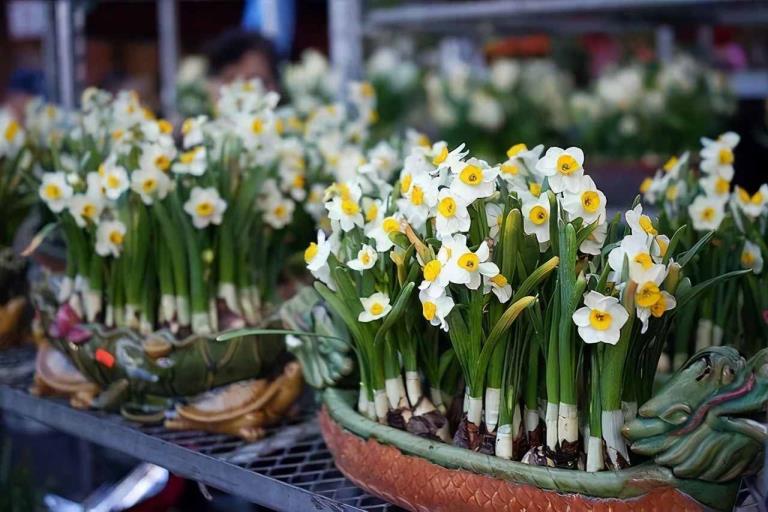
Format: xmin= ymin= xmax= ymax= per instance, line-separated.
xmin=0 ymin=362 xmax=401 ymax=512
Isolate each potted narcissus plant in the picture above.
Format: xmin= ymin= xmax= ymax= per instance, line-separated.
xmin=283 ymin=135 xmax=758 ymax=512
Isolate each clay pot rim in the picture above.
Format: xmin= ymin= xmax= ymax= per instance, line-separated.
xmin=321 ymin=387 xmax=738 ymax=509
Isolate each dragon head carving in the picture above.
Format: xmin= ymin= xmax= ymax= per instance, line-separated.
xmin=624 ymin=347 xmax=768 ymax=482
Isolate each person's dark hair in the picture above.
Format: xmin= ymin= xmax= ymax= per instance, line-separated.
xmin=205 ymin=29 xmax=278 ymax=80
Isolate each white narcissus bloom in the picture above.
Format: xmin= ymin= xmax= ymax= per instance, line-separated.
xmin=184 ymin=187 xmax=227 ymax=228
xmin=429 ymin=142 xmax=468 ymax=172
xmin=0 ymin=114 xmax=24 ymax=156
xmin=100 ymin=163 xmax=130 ymax=201
xmin=95 ymin=220 xmax=127 ymax=257
xmin=521 ymin=194 xmax=551 ymax=247
xmin=631 ymin=262 xmax=671 ymax=333
xmin=131 ymin=167 xmax=171 ymax=205
xmin=262 ymin=195 xmax=295 ymax=229
xmin=397 ymin=173 xmax=439 ymax=229
xmin=418 ymin=249 xmax=451 ymax=299
xmin=659 ymin=152 xmax=688 ymax=180
xmin=68 ymin=193 xmax=104 ymax=227
xmin=435 ymin=188 xmax=471 ymax=237
xmin=625 ymin=204 xmax=658 ymax=239
xmin=651 ymin=235 xmax=670 ymax=263
xmin=361 ymin=198 xmax=383 ymax=228
xmin=561 ymin=175 xmax=607 ymax=225
xmin=418 ymin=290 xmax=454 ymax=331
xmin=172 ymin=146 xmax=206 ymax=176
xmin=580 ymin=221 xmax=607 ymax=256
xmin=485 ymin=202 xmax=504 ymax=240
xmin=305 ymin=230 xmax=334 ymax=287
xmin=139 ymin=143 xmax=176 ymax=174
xmin=467 ymin=91 xmax=504 ymax=131
xmin=358 ymin=292 xmax=392 ymax=322
xmin=39 ymin=172 xmax=73 ymax=213
xmin=534 ymin=146 xmax=585 ymax=193
xmin=572 ymin=291 xmax=629 ymax=345
xmin=688 ymin=195 xmax=725 ymax=232
xmin=483 ymin=273 xmax=512 ymax=303
xmin=448 ymin=158 xmax=499 ymax=203
xmin=347 ymin=244 xmax=378 ymax=272
xmin=326 ymin=194 xmax=364 ymax=232
xmin=700 ymin=132 xmax=739 ymax=181
xmin=608 ymin=234 xmax=653 ymax=281
xmin=181 ymin=115 xmax=208 ymax=148
xmin=733 ymin=185 xmax=768 ymax=219
xmin=741 ymin=240 xmax=764 ymax=274
xmin=700 ymin=174 xmax=731 ymax=202
xmin=503 ymin=143 xmax=544 ymax=176
xmin=361 ymin=141 xmax=399 ymax=181
xmin=442 ymin=234 xmax=499 ymax=290
xmin=365 ymin=215 xmax=403 ymax=252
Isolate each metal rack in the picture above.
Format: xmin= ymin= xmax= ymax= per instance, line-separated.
xmin=0 ymin=381 xmax=400 ymax=512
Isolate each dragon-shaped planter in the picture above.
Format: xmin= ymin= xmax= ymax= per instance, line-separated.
xmin=31 ymin=289 xmax=304 ymax=439
xmin=315 ymin=347 xmax=768 ymax=512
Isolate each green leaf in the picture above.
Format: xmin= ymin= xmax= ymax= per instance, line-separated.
xmin=313 ymin=282 xmax=366 ymax=345
xmin=216 ymin=328 xmax=347 ymax=343
xmin=675 ymin=269 xmax=750 ymax=312
xmin=677 ymin=230 xmax=714 ymax=268
xmin=663 ymin=225 xmax=687 ymax=265
xmin=513 ymin=256 xmax=559 ymax=302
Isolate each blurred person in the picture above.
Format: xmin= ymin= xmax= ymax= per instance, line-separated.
xmin=205 ymin=29 xmax=279 ymax=94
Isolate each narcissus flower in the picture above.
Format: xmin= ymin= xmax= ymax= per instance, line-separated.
xmin=95 ymin=220 xmax=127 ymax=257
xmin=434 ymin=188 xmax=471 ymax=237
xmin=631 ymin=262 xmax=671 ymax=333
xmin=561 ymin=175 xmax=606 ymax=224
xmin=448 ymin=158 xmax=499 ymax=203
xmin=418 ymin=290 xmax=454 ymax=331
xmin=688 ymin=195 xmax=725 ymax=232
xmin=521 ymin=195 xmax=551 ymax=246
xmin=100 ymin=163 xmax=130 ymax=201
xmin=441 ymin=234 xmax=499 ymax=290
xmin=68 ymin=193 xmax=104 ymax=227
xmin=580 ymin=222 xmax=607 ymax=256
xmin=358 ymin=292 xmax=392 ymax=322
xmin=534 ymin=146 xmax=585 ymax=193
xmin=39 ymin=172 xmax=73 ymax=213
xmin=131 ymin=167 xmax=170 ymax=205
xmin=347 ymin=244 xmax=378 ymax=271
xmin=172 ymin=146 xmax=206 ymax=176
xmin=305 ymin=230 xmax=335 ymax=287
xmin=741 ymin=240 xmax=764 ymax=274
xmin=625 ymin=204 xmax=658 ymax=239
xmin=572 ymin=291 xmax=628 ymax=345
xmin=733 ymin=185 xmax=768 ymax=219
xmin=262 ymin=195 xmax=295 ymax=229
xmin=483 ymin=273 xmax=512 ymax=303
xmin=366 ymin=214 xmax=403 ymax=252
xmin=397 ymin=173 xmax=439 ymax=229
xmin=139 ymin=143 xmax=177 ymax=174
xmin=326 ymin=194 xmax=364 ymax=232
xmin=184 ymin=187 xmax=227 ymax=228
xmin=700 ymin=132 xmax=739 ymax=180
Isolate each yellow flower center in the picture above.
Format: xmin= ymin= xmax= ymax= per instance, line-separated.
xmin=752 ymin=192 xmax=764 ymax=205
xmin=382 ymin=217 xmax=400 ymax=233
xmin=500 ymin=163 xmax=519 ymax=175
xmin=365 ymin=203 xmax=379 ymax=222
xmin=581 ymin=191 xmax=600 ymax=213
xmin=180 ymin=149 xmax=198 ymax=164
xmin=109 ymin=230 xmax=124 ymax=245
xmin=655 ymin=237 xmax=669 ymax=258
xmin=718 ymin=148 xmax=734 ymax=165
xmin=196 ymin=201 xmax=214 ymax=217
xmin=106 ymin=174 xmax=121 ymax=189
xmin=360 ymin=252 xmax=372 ymax=265
xmin=274 ymin=118 xmax=284 ymax=134
xmin=292 ymin=174 xmax=305 ymax=189
xmin=432 ymin=146 xmax=448 ymax=165
xmin=556 ymin=154 xmax=580 ymax=175
xmin=529 ymin=182 xmax=542 ymax=197
xmin=158 ymin=119 xmax=173 ymax=134
xmin=639 ymin=215 xmax=657 ymax=235
xmin=423 ymin=260 xmax=442 ymax=282
xmin=506 ymin=143 xmax=527 ymax=159
xmin=44 ymin=183 xmax=61 ymax=200
xmin=251 ymin=118 xmax=263 ymax=134
xmin=360 ymin=82 xmax=375 ymax=97
xmin=742 ymin=250 xmax=755 ymax=268
xmin=422 ymin=301 xmax=437 ymax=321
xmin=650 ymin=295 xmax=668 ymax=318
xmin=737 ymin=187 xmax=750 ymax=203
xmin=341 ymin=199 xmax=359 ymax=216
xmin=529 ymin=205 xmax=548 ymax=225
xmin=636 ymin=282 xmax=661 ymax=308
xmin=304 ymin=242 xmax=318 ymax=263
xmin=182 ymin=119 xmax=194 ymax=135
xmin=98 ymin=163 xmax=106 ymax=177
xmin=274 ymin=205 xmax=286 ymax=218
xmin=417 ymin=134 xmax=430 ymax=147
xmin=438 ymin=197 xmax=457 ymax=217
xmin=370 ymin=302 xmax=384 ymax=316
xmin=111 ymin=128 xmax=124 ymax=141
xmin=665 ymin=185 xmax=678 ymax=201
xmin=633 ymin=252 xmax=653 ymax=269
xmin=459 ymin=165 xmax=483 ymax=186
xmin=663 ymin=156 xmax=678 ymax=172
xmin=155 ymin=155 xmax=170 ymax=171
xmin=142 ymin=178 xmax=157 ymax=193
xmin=4 ymin=120 xmax=19 ymax=142
xmin=588 ymin=309 xmax=612 ymax=330
xmin=457 ymin=252 xmax=479 ymax=272
xmin=714 ymin=177 xmax=730 ymax=195
xmin=82 ymin=203 xmax=96 ymax=218
xmin=639 ymin=177 xmax=652 ymax=194
xmin=701 ymin=207 xmax=716 ymax=222
xmin=491 ymin=274 xmax=508 ymax=287
xmin=400 ymin=173 xmax=412 ymax=194
xmin=410 ymin=185 xmax=424 ymax=206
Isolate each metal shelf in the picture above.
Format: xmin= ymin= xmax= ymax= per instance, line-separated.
xmin=0 ymin=382 xmax=401 ymax=512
